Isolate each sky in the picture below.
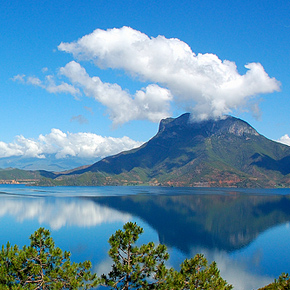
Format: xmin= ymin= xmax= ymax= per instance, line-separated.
xmin=1 ymin=0 xmax=290 ymax=162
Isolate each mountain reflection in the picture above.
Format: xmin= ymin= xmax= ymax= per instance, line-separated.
xmin=1 ymin=191 xmax=290 ymax=254
xmin=0 ymin=197 xmax=131 ymax=229
xmin=90 ymin=193 xmax=290 ymax=253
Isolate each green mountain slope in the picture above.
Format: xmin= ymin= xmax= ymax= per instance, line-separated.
xmin=0 ymin=168 xmax=55 ymax=184
xmin=44 ymin=113 xmax=290 ymax=187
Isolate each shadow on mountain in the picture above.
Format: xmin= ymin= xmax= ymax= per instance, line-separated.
xmin=251 ymin=153 xmax=290 ymax=175
xmin=39 ymin=170 xmax=57 ymax=179
xmin=88 ymin=193 xmax=290 ymax=254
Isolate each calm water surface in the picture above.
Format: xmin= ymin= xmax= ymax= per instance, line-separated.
xmin=0 ymin=185 xmax=290 ymax=289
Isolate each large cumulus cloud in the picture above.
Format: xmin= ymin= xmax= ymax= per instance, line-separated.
xmin=59 ymin=61 xmax=172 ymax=124
xmin=0 ymin=129 xmax=142 ymax=159
xmin=58 ymin=26 xmax=280 ymax=121
xmin=14 ymin=27 xmax=280 ymax=124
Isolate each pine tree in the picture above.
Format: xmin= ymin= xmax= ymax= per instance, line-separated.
xmin=101 ymin=222 xmax=169 ymax=289
xmin=0 ymin=227 xmax=98 ymax=289
xmin=101 ymin=222 xmax=232 ymax=290
xmin=165 ymin=254 xmax=233 ymax=289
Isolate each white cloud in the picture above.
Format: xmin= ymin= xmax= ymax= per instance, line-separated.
xmin=11 ymin=74 xmax=25 ymax=83
xmin=27 ymin=76 xmax=43 ymax=86
xmin=58 ymin=26 xmax=280 ymax=121
xmin=15 ymin=27 xmax=280 ymax=124
xmin=12 ymin=74 xmax=81 ymax=97
xmin=0 ymin=129 xmax=143 ymax=159
xmin=277 ymin=134 xmax=290 ymax=146
xmin=59 ymin=61 xmax=173 ymax=124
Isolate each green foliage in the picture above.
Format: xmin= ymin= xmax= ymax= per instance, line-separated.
xmin=165 ymin=254 xmax=233 ymax=289
xmin=101 ymin=222 xmax=232 ymax=290
xmin=101 ymin=222 xmax=169 ymax=289
xmin=0 ymin=228 xmax=98 ymax=289
xmin=0 ymin=223 xmax=289 ymax=289
xmin=258 ymin=273 xmax=290 ymax=290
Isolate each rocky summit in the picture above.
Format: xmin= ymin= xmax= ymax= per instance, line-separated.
xmin=43 ymin=113 xmax=290 ymax=188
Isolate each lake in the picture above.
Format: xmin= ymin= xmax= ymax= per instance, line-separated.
xmin=0 ymin=185 xmax=290 ymax=289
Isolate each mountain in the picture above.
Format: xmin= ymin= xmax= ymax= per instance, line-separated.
xmin=39 ymin=113 xmax=290 ymax=187
xmin=0 ymin=155 xmax=99 ymax=172
xmin=0 ymin=167 xmax=55 ymax=184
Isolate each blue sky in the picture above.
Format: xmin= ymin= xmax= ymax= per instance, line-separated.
xmin=1 ymin=0 xmax=290 ymax=161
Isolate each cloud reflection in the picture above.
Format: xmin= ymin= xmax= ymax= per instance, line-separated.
xmin=0 ymin=197 xmax=131 ymax=230
xmin=186 ymin=247 xmax=272 ymax=290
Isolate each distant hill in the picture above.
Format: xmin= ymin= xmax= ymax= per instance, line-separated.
xmin=0 ymin=155 xmax=99 ymax=172
xmin=38 ymin=113 xmax=290 ymax=187
xmin=0 ymin=168 xmax=55 ymax=184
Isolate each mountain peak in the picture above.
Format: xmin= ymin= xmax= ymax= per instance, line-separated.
xmin=157 ymin=113 xmax=259 ymax=138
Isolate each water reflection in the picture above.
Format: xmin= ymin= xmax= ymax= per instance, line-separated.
xmin=1 ymin=191 xmax=290 ymax=253
xmin=0 ymin=187 xmax=290 ymax=289
xmin=91 ymin=193 xmax=290 ymax=252
xmin=0 ymin=196 xmax=131 ymax=229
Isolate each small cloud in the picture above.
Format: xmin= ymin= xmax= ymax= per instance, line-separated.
xmin=27 ymin=76 xmax=43 ymax=86
xmin=12 ymin=73 xmax=81 ymax=97
xmin=84 ymin=106 xmax=94 ymax=115
xmin=11 ymin=74 xmax=26 ymax=83
xmin=70 ymin=115 xmax=88 ymax=124
xmin=277 ymin=134 xmax=290 ymax=146
xmin=45 ymin=75 xmax=81 ymax=97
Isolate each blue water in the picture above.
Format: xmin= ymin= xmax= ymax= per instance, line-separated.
xmin=0 ymin=185 xmax=290 ymax=289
